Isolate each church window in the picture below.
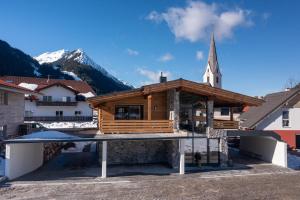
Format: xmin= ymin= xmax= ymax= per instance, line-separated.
xmin=216 ymin=76 xmax=219 ymax=83
xmin=207 ymin=76 xmax=210 ymax=82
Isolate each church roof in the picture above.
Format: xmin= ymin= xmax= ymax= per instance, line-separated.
xmin=207 ymin=33 xmax=220 ymax=74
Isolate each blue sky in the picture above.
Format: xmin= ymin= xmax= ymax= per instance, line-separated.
xmin=0 ymin=0 xmax=299 ymax=96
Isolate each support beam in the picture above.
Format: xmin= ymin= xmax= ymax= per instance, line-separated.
xmin=101 ymin=141 xmax=107 ymax=178
xmin=179 ymin=139 xmax=185 ymax=175
xmin=147 ymin=95 xmax=152 ymax=120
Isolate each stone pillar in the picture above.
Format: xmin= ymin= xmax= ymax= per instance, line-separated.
xmin=167 ymin=89 xmax=180 ymax=132
xmin=102 ymin=141 xmax=107 ymax=178
xmin=206 ymin=100 xmax=214 ymax=128
xmin=166 ymin=140 xmax=179 ymax=169
xmin=206 ymin=128 xmax=228 ymax=167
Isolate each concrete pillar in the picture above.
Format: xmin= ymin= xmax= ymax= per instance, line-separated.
xmin=179 ymin=139 xmax=185 ymax=175
xmin=102 ymin=141 xmax=107 ymax=178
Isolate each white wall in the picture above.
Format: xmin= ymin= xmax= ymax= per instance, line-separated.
xmin=240 ymin=136 xmax=287 ymax=167
xmin=256 ymin=107 xmax=300 ymax=130
xmin=202 ymin=63 xmax=222 ymax=88
xmin=24 ymin=85 xmax=93 ymax=117
xmin=5 ymin=143 xmax=44 ymax=180
xmin=39 ymin=86 xmax=76 ymax=102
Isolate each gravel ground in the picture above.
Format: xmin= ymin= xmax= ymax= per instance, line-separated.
xmin=1 ymin=170 xmax=300 ymax=200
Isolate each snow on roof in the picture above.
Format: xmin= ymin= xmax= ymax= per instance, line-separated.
xmin=20 ymin=131 xmax=80 ymax=140
xmin=61 ymin=71 xmax=82 ymax=81
xmin=79 ymin=92 xmax=95 ymax=98
xmin=18 ymin=82 xmax=38 ymax=91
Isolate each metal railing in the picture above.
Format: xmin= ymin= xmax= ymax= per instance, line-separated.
xmin=36 ymin=101 xmax=78 ymax=106
xmin=24 ymin=116 xmax=93 ymax=122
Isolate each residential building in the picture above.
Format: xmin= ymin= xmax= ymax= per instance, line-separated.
xmin=240 ymin=86 xmax=300 ymax=149
xmin=0 ymin=79 xmax=33 ymax=139
xmin=88 ymin=78 xmax=263 ymax=134
xmin=0 ymin=76 xmax=96 ymax=122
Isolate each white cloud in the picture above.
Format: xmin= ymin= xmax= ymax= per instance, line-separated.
xmin=159 ymin=53 xmax=174 ymax=62
xmin=146 ymin=1 xmax=252 ymax=42
xmin=126 ymin=48 xmax=139 ymax=56
xmin=196 ymin=51 xmax=204 ymax=60
xmin=137 ymin=68 xmax=172 ymax=85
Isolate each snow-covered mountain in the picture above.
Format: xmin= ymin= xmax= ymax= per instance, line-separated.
xmin=0 ymin=39 xmax=132 ymax=95
xmin=34 ymin=49 xmax=132 ymax=94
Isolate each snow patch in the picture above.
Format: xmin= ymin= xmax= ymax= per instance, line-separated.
xmin=288 ymin=153 xmax=300 ymax=170
xmin=34 ymin=49 xmax=67 ymax=64
xmin=39 ymin=120 xmax=97 ymax=129
xmin=31 ymin=63 xmax=41 ymax=76
xmin=78 ymin=92 xmax=95 ymax=98
xmin=20 ymin=130 xmax=80 ymax=140
xmin=61 ymin=71 xmax=82 ymax=80
xmin=18 ymin=82 xmax=38 ymax=91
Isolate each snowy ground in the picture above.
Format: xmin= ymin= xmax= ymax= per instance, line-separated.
xmin=287 ymin=153 xmax=300 ymax=170
xmin=62 ymin=142 xmax=97 ymax=153
xmin=0 ymin=157 xmax=4 ymax=176
xmin=36 ymin=120 xmax=98 ymax=129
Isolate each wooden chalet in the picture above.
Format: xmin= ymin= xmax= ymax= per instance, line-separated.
xmin=88 ymin=79 xmax=263 ymax=134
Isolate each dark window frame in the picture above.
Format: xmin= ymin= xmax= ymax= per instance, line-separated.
xmin=220 ymin=107 xmax=230 ymax=116
xmin=115 ymin=105 xmax=144 ymax=120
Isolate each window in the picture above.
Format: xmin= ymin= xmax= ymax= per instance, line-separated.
xmin=62 ymin=96 xmax=71 ymax=102
xmin=43 ymin=96 xmax=52 ymax=102
xmin=221 ymin=107 xmax=230 ymax=116
xmin=0 ymin=125 xmax=7 ymax=139
xmin=25 ymin=111 xmax=33 ymax=117
xmin=56 ymin=111 xmax=63 ymax=117
xmin=216 ymin=76 xmax=219 ymax=84
xmin=0 ymin=91 xmax=8 ymax=105
xmin=115 ymin=105 xmax=143 ymax=120
xmin=75 ymin=111 xmax=81 ymax=116
xmin=207 ymin=76 xmax=210 ymax=83
xmin=282 ymin=110 xmax=290 ymax=127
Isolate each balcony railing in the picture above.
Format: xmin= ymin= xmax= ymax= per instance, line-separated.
xmin=100 ymin=120 xmax=173 ymax=134
xmin=24 ymin=116 xmax=93 ymax=122
xmin=36 ymin=101 xmax=78 ymax=106
xmin=213 ymin=120 xmax=239 ymax=129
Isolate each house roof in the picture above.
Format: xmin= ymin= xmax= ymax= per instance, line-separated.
xmin=240 ymin=87 xmax=300 ymax=129
xmin=88 ymin=79 xmax=264 ymax=107
xmin=0 ymin=79 xmax=37 ymax=94
xmin=35 ymin=82 xmax=79 ymax=94
xmin=0 ymin=76 xmax=95 ymax=94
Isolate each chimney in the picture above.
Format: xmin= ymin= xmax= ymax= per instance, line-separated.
xmin=159 ymin=72 xmax=167 ymax=83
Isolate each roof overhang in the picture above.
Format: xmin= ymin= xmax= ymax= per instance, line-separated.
xmin=88 ymin=79 xmax=264 ymax=108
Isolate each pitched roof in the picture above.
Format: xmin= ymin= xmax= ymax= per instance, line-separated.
xmin=88 ymin=79 xmax=263 ymax=107
xmin=207 ymin=33 xmax=220 ymax=74
xmin=240 ymin=87 xmax=300 ymax=128
xmin=0 ymin=76 xmax=95 ymax=94
xmin=0 ymin=79 xmax=36 ymax=94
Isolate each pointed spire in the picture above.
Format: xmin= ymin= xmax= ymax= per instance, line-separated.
xmin=207 ymin=33 xmax=219 ymax=73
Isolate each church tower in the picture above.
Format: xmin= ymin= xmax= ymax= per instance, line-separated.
xmin=203 ymin=33 xmax=222 ymax=88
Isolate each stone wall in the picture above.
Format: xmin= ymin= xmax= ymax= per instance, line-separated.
xmin=0 ymin=91 xmax=24 ymax=139
xmin=43 ymin=143 xmax=63 ymax=162
xmin=98 ymin=140 xmax=179 ymax=168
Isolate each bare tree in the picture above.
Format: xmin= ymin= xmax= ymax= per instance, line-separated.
xmin=284 ymin=77 xmax=300 ymax=89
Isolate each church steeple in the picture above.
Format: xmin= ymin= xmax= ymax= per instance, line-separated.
xmin=203 ymin=33 xmax=222 ymax=88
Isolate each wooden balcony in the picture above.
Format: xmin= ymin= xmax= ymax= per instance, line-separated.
xmin=100 ymin=120 xmax=173 ymax=134
xmin=36 ymin=101 xmax=78 ymax=106
xmin=213 ymin=120 xmax=239 ymax=129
